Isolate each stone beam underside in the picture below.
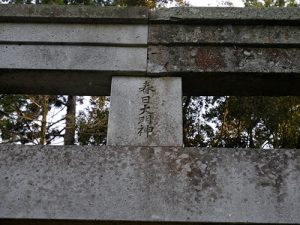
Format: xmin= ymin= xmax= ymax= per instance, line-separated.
xmin=0 ymin=145 xmax=300 ymax=224
xmin=0 ymin=5 xmax=299 ymax=96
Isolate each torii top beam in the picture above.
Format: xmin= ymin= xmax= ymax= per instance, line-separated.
xmin=0 ymin=5 xmax=299 ymax=96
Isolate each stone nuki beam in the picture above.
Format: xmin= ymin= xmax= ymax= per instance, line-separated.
xmin=1 ymin=145 xmax=300 ymax=224
xmin=0 ymin=5 xmax=300 ymax=96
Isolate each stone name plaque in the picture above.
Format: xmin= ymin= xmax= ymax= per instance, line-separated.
xmin=107 ymin=77 xmax=182 ymax=146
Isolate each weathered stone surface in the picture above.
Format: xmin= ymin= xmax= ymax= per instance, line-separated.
xmin=148 ymin=46 xmax=300 ymax=74
xmin=0 ymin=6 xmax=299 ymax=96
xmin=0 ymin=5 xmax=148 ymax=24
xmin=0 ymin=23 xmax=148 ymax=45
xmin=149 ymin=24 xmax=300 ymax=45
xmin=0 ymin=45 xmax=147 ymax=72
xmin=2 ymin=5 xmax=299 ymax=25
xmin=0 ymin=145 xmax=300 ymax=223
xmin=107 ymin=77 xmax=182 ymax=146
xmin=150 ymin=7 xmax=300 ymax=24
xmin=0 ymin=220 xmax=247 ymax=225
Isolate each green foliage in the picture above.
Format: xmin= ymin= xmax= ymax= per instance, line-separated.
xmin=183 ymin=96 xmax=215 ymax=147
xmin=1 ymin=0 xmax=184 ymax=7
xmin=243 ymin=0 xmax=298 ymax=7
xmin=0 ymin=95 xmax=66 ymax=144
xmin=113 ymin=0 xmax=185 ymax=7
xmin=200 ymin=97 xmax=300 ymax=148
xmin=0 ymin=95 xmax=27 ymax=143
xmin=77 ymin=97 xmax=108 ymax=145
xmin=183 ymin=96 xmax=300 ymax=149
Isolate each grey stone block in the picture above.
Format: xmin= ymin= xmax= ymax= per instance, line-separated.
xmin=0 ymin=145 xmax=300 ymax=223
xmin=149 ymin=24 xmax=300 ymax=45
xmin=148 ymin=46 xmax=300 ymax=74
xmin=107 ymin=77 xmax=183 ymax=146
xmin=0 ymin=23 xmax=148 ymax=45
xmin=150 ymin=7 xmax=300 ymax=24
xmin=0 ymin=45 xmax=147 ymax=72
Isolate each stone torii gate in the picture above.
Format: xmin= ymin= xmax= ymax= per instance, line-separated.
xmin=0 ymin=4 xmax=300 ymax=225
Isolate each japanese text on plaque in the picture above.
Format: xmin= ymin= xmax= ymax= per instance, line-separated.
xmin=137 ymin=80 xmax=155 ymax=137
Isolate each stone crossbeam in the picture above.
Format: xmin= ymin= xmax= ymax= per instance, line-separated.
xmin=0 ymin=5 xmax=299 ymax=96
xmin=0 ymin=145 xmax=300 ymax=224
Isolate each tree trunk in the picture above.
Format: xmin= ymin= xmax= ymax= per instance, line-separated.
xmin=182 ymin=96 xmax=192 ymax=146
xmin=217 ymin=97 xmax=228 ymax=147
xmin=40 ymin=95 xmax=49 ymax=145
xmin=249 ymin=127 xmax=254 ymax=148
xmin=64 ymin=95 xmax=76 ymax=145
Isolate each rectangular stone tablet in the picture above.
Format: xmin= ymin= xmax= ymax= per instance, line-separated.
xmin=107 ymin=77 xmax=182 ymax=146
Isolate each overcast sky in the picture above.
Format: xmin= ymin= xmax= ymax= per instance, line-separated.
xmin=188 ymin=0 xmax=244 ymax=7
